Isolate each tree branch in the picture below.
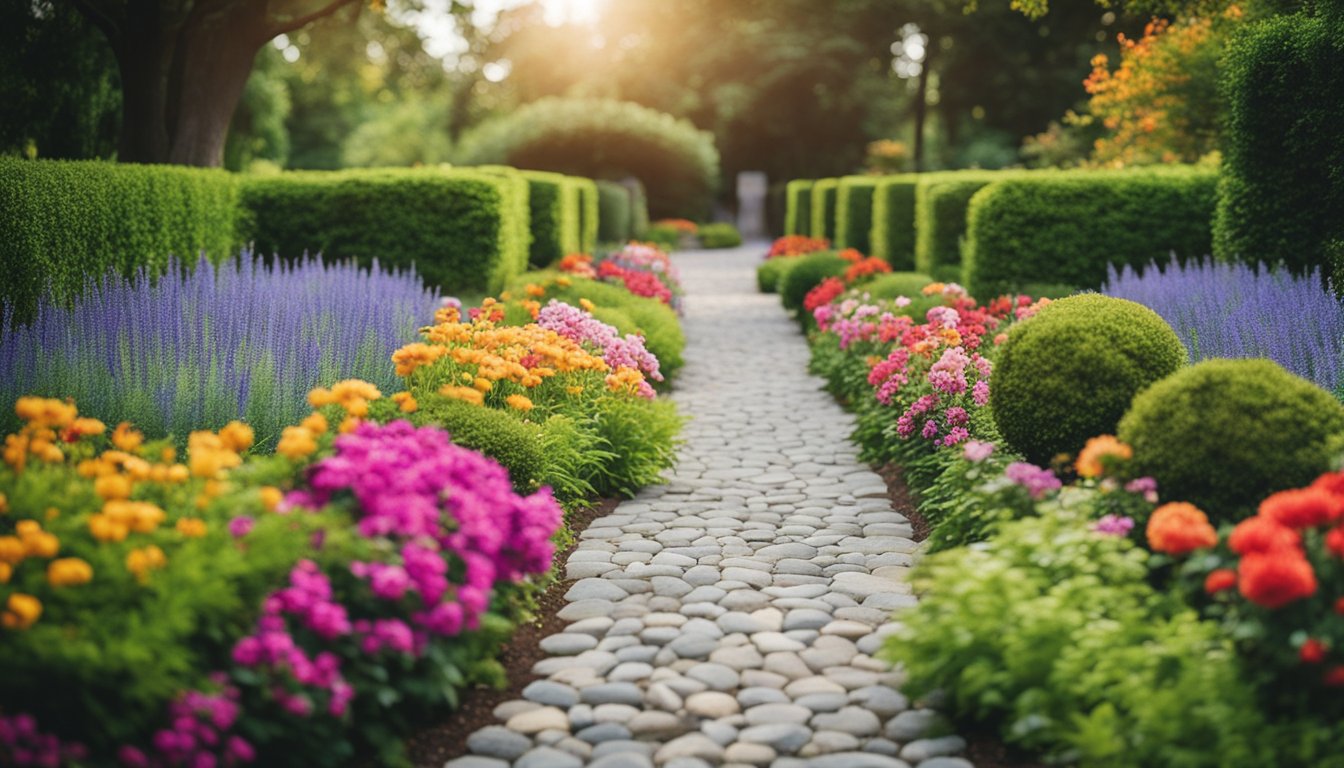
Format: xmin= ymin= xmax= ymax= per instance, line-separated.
xmin=68 ymin=0 xmax=123 ymax=45
xmin=263 ymin=0 xmax=359 ymax=37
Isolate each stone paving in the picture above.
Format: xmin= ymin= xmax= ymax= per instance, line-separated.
xmin=448 ymin=244 xmax=971 ymax=768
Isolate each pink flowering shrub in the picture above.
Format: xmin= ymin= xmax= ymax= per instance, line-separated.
xmin=537 ymin=300 xmax=663 ymax=395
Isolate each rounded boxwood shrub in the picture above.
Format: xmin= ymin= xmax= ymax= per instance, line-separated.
xmin=991 ymin=294 xmax=1186 ymax=465
xmin=780 ymin=251 xmax=849 ymax=312
xmin=861 ymin=271 xmax=934 ymax=301
xmin=413 ymin=399 xmax=546 ymax=492
xmin=1118 ymin=358 xmax=1344 ymax=519
xmin=699 ymin=222 xmax=743 ymax=249
xmin=756 ymin=257 xmax=799 ymax=294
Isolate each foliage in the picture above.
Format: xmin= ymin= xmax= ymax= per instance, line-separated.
xmin=1105 ymin=258 xmax=1344 ymax=394
xmin=642 ymin=225 xmax=683 ymax=251
xmin=589 ymin=396 xmax=684 ymax=497
xmin=780 ymin=252 xmax=850 ymax=312
xmin=914 ymin=171 xmax=1004 ymax=277
xmin=785 ymin=180 xmax=815 ymax=236
xmin=992 ymin=294 xmax=1187 ymax=465
xmin=0 ymin=253 xmax=435 ymax=447
xmin=809 ymin=179 xmax=840 ymax=242
xmin=1213 ymin=8 xmax=1344 ymax=284
xmin=698 ymin=223 xmax=744 ymax=249
xmin=558 ymin=244 xmax=685 ymax=314
xmin=455 ymin=97 xmax=720 ymax=220
xmin=861 ymin=272 xmax=938 ymax=301
xmin=241 ymin=167 xmax=529 ymax=295
xmin=520 ymin=170 xmax=582 ymax=268
xmin=870 ymin=176 xmax=919 ymax=270
xmin=597 ymin=181 xmax=633 ymax=244
xmin=835 ymin=176 xmax=878 ymax=254
xmin=964 ymin=167 xmax=1218 ymax=297
xmin=757 ymin=258 xmax=801 ymax=294
xmin=0 ymin=158 xmax=242 ymax=322
xmin=574 ymin=177 xmax=600 ymax=254
xmin=410 ymin=398 xmax=547 ymax=493
xmin=864 ymin=140 xmax=909 ymax=174
xmin=1118 ymin=358 xmax=1344 ymax=520
xmin=338 ymin=96 xmax=454 ymax=169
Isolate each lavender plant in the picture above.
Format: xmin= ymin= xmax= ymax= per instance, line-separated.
xmin=1104 ymin=258 xmax=1344 ymax=395
xmin=0 ymin=253 xmax=438 ymax=445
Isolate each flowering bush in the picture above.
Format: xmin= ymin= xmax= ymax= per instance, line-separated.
xmin=651 ymin=218 xmax=697 ymax=235
xmin=557 ymin=243 xmax=683 ymax=312
xmin=765 ymin=235 xmax=831 ymax=260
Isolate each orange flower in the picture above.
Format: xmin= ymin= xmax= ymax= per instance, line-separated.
xmin=1204 ymin=568 xmax=1236 ymax=594
xmin=392 ymin=342 xmax=450 ymax=377
xmin=259 ymin=486 xmax=283 ymax=512
xmin=111 ymin=422 xmax=144 ymax=452
xmin=126 ymin=545 xmax=167 ymax=582
xmin=392 ymin=392 xmax=418 ymax=413
xmin=1145 ymin=502 xmax=1217 ymax=555
xmin=439 ymin=385 xmax=485 ymax=406
xmin=2 ymin=593 xmax=42 ymax=630
xmin=505 ymin=394 xmax=534 ymax=412
xmin=218 ymin=421 xmax=255 ymax=453
xmin=0 ymin=537 xmax=24 ymax=565
xmin=88 ymin=514 xmax=130 ymax=542
xmin=301 ymin=412 xmax=328 ymax=435
xmin=47 ymin=557 xmax=93 ymax=587
xmin=1075 ymin=435 xmax=1133 ymax=479
xmin=1259 ymin=487 xmax=1343 ymax=529
xmin=277 ymin=426 xmax=318 ymax=460
xmin=94 ymin=473 xmax=132 ymax=501
xmin=1238 ymin=550 xmax=1317 ymax=609
xmin=176 ymin=518 xmax=207 ymax=537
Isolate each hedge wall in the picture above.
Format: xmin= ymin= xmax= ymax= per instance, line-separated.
xmin=1214 ymin=9 xmax=1344 ymax=283
xmin=835 ymin=176 xmax=878 ymax=255
xmin=810 ymin=179 xmax=840 ymax=242
xmin=597 ymin=180 xmax=633 ymax=244
xmin=964 ymin=167 xmax=1219 ymax=297
xmin=0 ymin=158 xmax=241 ymax=321
xmin=471 ymin=165 xmax=533 ymax=278
xmin=520 ymin=170 xmax=571 ymax=268
xmin=914 ymin=171 xmax=1004 ymax=277
xmin=785 ymin=180 xmax=815 ymax=236
xmin=574 ymin=177 xmax=600 ymax=253
xmin=870 ymin=176 xmax=918 ymax=270
xmin=242 ymin=168 xmax=529 ymax=294
xmin=629 ymin=178 xmax=650 ymax=239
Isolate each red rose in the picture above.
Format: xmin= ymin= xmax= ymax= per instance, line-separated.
xmin=1325 ymin=666 xmax=1344 ymax=687
xmin=1259 ymin=488 xmax=1344 ymax=529
xmin=1310 ymin=471 xmax=1344 ymax=497
xmin=1228 ymin=515 xmax=1301 ymax=555
xmin=1203 ymin=568 xmax=1237 ymax=594
xmin=1301 ymin=638 xmax=1329 ymax=664
xmin=1326 ymin=527 xmax=1344 ymax=559
xmin=1238 ymin=550 xmax=1318 ymax=609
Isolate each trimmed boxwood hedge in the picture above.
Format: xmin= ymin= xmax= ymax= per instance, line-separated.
xmin=914 ymin=171 xmax=1004 ymax=277
xmin=1214 ymin=9 xmax=1344 ymax=283
xmin=835 ymin=176 xmax=878 ymax=255
xmin=0 ymin=158 xmax=241 ymax=320
xmin=242 ymin=167 xmax=530 ymax=294
xmin=809 ymin=179 xmax=840 ymax=242
xmin=521 ymin=170 xmax=583 ymax=266
xmin=780 ymin=251 xmax=849 ymax=313
xmin=785 ymin=179 xmax=815 ymax=236
xmin=870 ymin=176 xmax=918 ymax=270
xmin=597 ymin=180 xmax=633 ymax=244
xmin=964 ymin=167 xmax=1218 ymax=298
xmin=573 ymin=177 xmax=599 ymax=253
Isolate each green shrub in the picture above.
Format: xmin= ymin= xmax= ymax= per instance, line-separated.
xmin=629 ymin=179 xmax=650 ymax=239
xmin=835 ymin=176 xmax=878 ymax=254
xmin=809 ymin=178 xmax=840 ymax=242
xmin=914 ymin=171 xmax=1002 ymax=277
xmin=520 ymin=170 xmax=582 ymax=267
xmin=412 ymin=397 xmax=547 ymax=492
xmin=757 ymin=257 xmax=800 ymax=294
xmin=1118 ymin=358 xmax=1344 ymax=520
xmin=965 ymin=167 xmax=1218 ymax=298
xmin=597 ymin=180 xmax=633 ymax=244
xmin=780 ymin=251 xmax=849 ymax=312
xmin=1214 ymin=10 xmax=1344 ymax=283
xmin=991 ymin=294 xmax=1187 ymax=465
xmin=870 ymin=175 xmax=918 ymax=270
xmin=699 ymin=222 xmax=743 ymax=249
xmin=861 ymin=271 xmax=935 ymax=301
xmin=454 ymin=97 xmax=720 ymax=219
xmin=785 ymin=179 xmax=815 ymax=236
xmin=470 ymin=164 xmax=534 ymax=277
xmin=242 ymin=167 xmax=528 ymax=294
xmin=573 ymin=177 xmax=599 ymax=253
xmin=643 ymin=225 xmax=682 ymax=251
xmin=0 ymin=158 xmax=241 ymax=320
xmin=590 ymin=396 xmax=682 ymax=496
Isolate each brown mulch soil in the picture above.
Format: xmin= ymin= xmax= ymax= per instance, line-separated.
xmin=404 ymin=496 xmax=621 ymax=768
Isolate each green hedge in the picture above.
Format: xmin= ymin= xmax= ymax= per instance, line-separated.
xmin=835 ymin=176 xmax=878 ymax=255
xmin=914 ymin=171 xmax=1004 ymax=277
xmin=597 ymin=180 xmax=633 ymax=244
xmin=964 ymin=167 xmax=1218 ymax=298
xmin=0 ymin=158 xmax=241 ymax=320
xmin=630 ymin=179 xmax=650 ymax=239
xmin=785 ymin=180 xmax=815 ymax=236
xmin=454 ymin=97 xmax=720 ymax=220
xmin=870 ymin=175 xmax=918 ymax=270
xmin=574 ymin=177 xmax=599 ymax=253
xmin=471 ymin=165 xmax=534 ymax=279
xmin=1214 ymin=10 xmax=1344 ymax=282
xmin=810 ymin=178 xmax=840 ymax=242
xmin=699 ymin=222 xmax=743 ymax=249
xmin=242 ymin=167 xmax=528 ymax=294
xmin=520 ymin=170 xmax=574 ymax=268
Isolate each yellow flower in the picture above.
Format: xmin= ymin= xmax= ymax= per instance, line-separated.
xmin=579 ymin=298 xmax=596 ymax=312
xmin=218 ymin=421 xmax=255 ymax=452
xmin=277 ymin=426 xmax=318 ymax=460
xmin=472 ymin=377 xmax=493 ymax=393
xmin=921 ymin=282 xmax=946 ymax=296
xmin=556 ymin=276 xmax=573 ymax=287
xmin=0 ymin=537 xmax=24 ymax=565
xmin=31 ymin=441 xmax=63 ymax=464
xmin=69 ymin=417 xmax=106 ymax=437
xmin=14 ymin=397 xmax=77 ymax=429
xmin=566 ymin=386 xmax=585 ymax=395
xmin=525 ymin=283 xmax=546 ymax=298
xmin=392 ymin=392 xmax=418 ymax=413
xmin=44 ymin=506 xmax=58 ymax=521
xmin=259 ymin=486 xmax=284 ymax=512
xmin=176 ymin=518 xmax=208 ymax=537
xmin=19 ymin=523 xmax=58 ymax=559
xmin=94 ymin=473 xmax=133 ymax=501
xmin=339 ymin=416 xmax=361 ymax=434
xmin=187 ymin=431 xmax=241 ymax=478
xmin=392 ymin=343 xmax=450 ymax=377
xmin=111 ymin=422 xmax=144 ymax=452
xmin=88 ymin=514 xmax=130 ymax=542
xmin=0 ymin=492 xmax=7 ymax=514
xmin=0 ymin=562 xmax=10 ymax=583
xmin=301 ymin=412 xmax=329 ymax=435
xmin=505 ymin=394 xmax=535 ymax=412
xmin=1075 ymin=435 xmax=1134 ymax=479
xmin=126 ymin=546 xmax=167 ymax=582
xmin=47 ymin=557 xmax=93 ymax=587
xmin=439 ymin=385 xmax=485 ymax=406
xmin=2 ymin=593 xmax=42 ymax=630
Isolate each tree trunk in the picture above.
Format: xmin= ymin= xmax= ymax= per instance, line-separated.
xmin=165 ymin=3 xmax=264 ymax=165
xmin=115 ymin=0 xmax=176 ymax=162
xmin=913 ymin=50 xmax=931 ymax=173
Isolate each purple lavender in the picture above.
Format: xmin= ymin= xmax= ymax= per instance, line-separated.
xmin=1104 ymin=258 xmax=1344 ymax=395
xmin=0 ymin=252 xmax=438 ymax=444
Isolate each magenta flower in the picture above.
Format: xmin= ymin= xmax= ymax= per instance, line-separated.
xmin=963 ymin=440 xmax=996 ymax=463
xmin=1004 ymin=462 xmax=1062 ymax=500
xmin=1093 ymin=514 xmax=1136 ymax=536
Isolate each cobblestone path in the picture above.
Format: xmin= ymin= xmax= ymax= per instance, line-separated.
xmin=448 ymin=245 xmax=971 ymax=768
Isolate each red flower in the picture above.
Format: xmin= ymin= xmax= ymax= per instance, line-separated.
xmin=1204 ymin=568 xmax=1237 ymax=594
xmin=803 ymin=278 xmax=847 ymax=313
xmin=837 ymin=248 xmax=864 ymax=264
xmin=1228 ymin=515 xmax=1301 ymax=555
xmin=1301 ymin=638 xmax=1329 ymax=664
xmin=1325 ymin=666 xmax=1344 ymax=687
xmin=1259 ymin=487 xmax=1343 ymax=529
xmin=1326 ymin=526 xmax=1344 ymax=558
xmin=1310 ymin=470 xmax=1344 ymax=497
xmin=1335 ymin=596 xmax=1344 ymax=615
xmin=1238 ymin=550 xmax=1318 ymax=609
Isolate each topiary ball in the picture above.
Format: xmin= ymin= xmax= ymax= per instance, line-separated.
xmin=991 ymin=294 xmax=1186 ymax=465
xmin=756 ymin=258 xmax=798 ymax=294
xmin=1118 ymin=358 xmax=1344 ymax=520
xmin=780 ymin=252 xmax=849 ymax=312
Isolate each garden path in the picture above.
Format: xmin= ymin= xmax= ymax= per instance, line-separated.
xmin=448 ymin=244 xmax=971 ymax=768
